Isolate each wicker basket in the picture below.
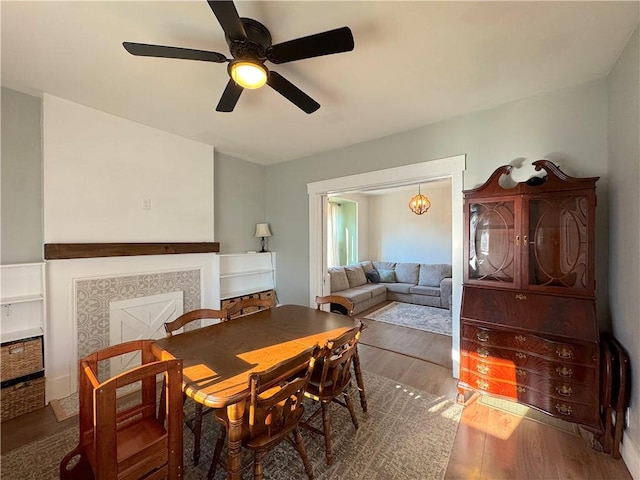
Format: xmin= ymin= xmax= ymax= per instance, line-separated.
xmin=259 ymin=290 xmax=275 ymax=301
xmin=1 ymin=375 xmax=45 ymax=422
xmin=0 ymin=337 xmax=44 ymax=382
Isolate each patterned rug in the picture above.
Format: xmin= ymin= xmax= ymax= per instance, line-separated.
xmin=364 ymin=302 xmax=452 ymax=336
xmin=1 ymin=371 xmax=462 ymax=480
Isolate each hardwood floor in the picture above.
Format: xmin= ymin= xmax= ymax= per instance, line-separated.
xmin=1 ymin=317 xmax=633 ymax=480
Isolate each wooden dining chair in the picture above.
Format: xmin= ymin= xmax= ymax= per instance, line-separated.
xmin=315 ymin=295 xmax=368 ymax=413
xmin=59 ymin=339 xmax=183 ymax=480
xmin=208 ymin=345 xmax=320 ymax=480
xmin=163 ymin=308 xmax=227 ymax=466
xmin=301 ymin=325 xmax=361 ymax=465
xmin=226 ymin=297 xmax=274 ymax=320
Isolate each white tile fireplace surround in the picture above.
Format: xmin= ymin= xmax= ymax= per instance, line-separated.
xmin=45 ymin=253 xmax=218 ymax=402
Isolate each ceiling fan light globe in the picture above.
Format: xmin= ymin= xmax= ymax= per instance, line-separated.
xmin=229 ymin=61 xmax=267 ymax=89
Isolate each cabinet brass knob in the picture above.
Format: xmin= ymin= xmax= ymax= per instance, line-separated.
xmin=517 ymin=386 xmax=526 ymax=393
xmin=556 ymin=346 xmax=573 ymax=359
xmin=556 ymin=366 xmax=573 ymax=378
xmin=555 ymin=385 xmax=573 ymax=397
xmin=515 ymin=294 xmax=527 ymax=300
xmin=515 ymin=235 xmax=520 ymax=247
xmin=516 ymin=369 xmax=527 ymax=377
xmin=477 ymin=347 xmax=490 ymax=358
xmin=476 ymin=379 xmax=489 ymax=390
xmin=555 ymin=403 xmax=572 ymax=416
xmin=515 ymin=335 xmax=527 ymax=343
xmin=477 ymin=364 xmax=489 ymax=375
xmin=515 ymin=352 xmax=527 ymax=360
xmin=476 ymin=331 xmax=490 ymax=342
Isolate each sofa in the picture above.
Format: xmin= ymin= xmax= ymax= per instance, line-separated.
xmin=327 ymin=261 xmax=452 ymax=315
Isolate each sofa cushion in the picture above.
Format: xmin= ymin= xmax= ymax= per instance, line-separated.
xmin=373 ymin=261 xmax=396 ymax=272
xmin=338 ymin=288 xmax=372 ymax=304
xmin=395 ymin=263 xmax=419 ymax=284
xmin=409 ymin=285 xmax=441 ymax=297
xmin=344 ymin=264 xmax=368 ymax=288
xmin=418 ymin=264 xmax=452 ymax=287
xmin=359 ymin=261 xmax=375 ymax=273
xmin=365 ymin=270 xmax=380 ymax=283
xmin=382 ymin=282 xmax=413 ymax=294
xmin=328 ymin=266 xmax=350 ymax=292
xmin=357 ymin=283 xmax=387 ymax=297
xmin=377 ymin=269 xmax=396 ymax=283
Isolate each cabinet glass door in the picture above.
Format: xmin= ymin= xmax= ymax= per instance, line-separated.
xmin=527 ymin=195 xmax=591 ymax=292
xmin=467 ymin=200 xmax=517 ymax=287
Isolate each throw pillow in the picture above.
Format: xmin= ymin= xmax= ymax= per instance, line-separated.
xmin=328 ymin=267 xmax=350 ymax=292
xmin=377 ymin=269 xmax=396 ymax=283
xmin=365 ymin=270 xmax=380 ymax=283
xmin=344 ymin=264 xmax=368 ymax=288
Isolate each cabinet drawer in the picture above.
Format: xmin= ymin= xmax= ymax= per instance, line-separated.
xmin=259 ymin=290 xmax=275 ymax=301
xmin=459 ymin=370 xmax=599 ymax=426
xmin=463 ymin=324 xmax=596 ymax=365
xmin=0 ymin=336 xmax=43 ymax=382
xmin=461 ymin=340 xmax=596 ymax=384
xmin=461 ymin=356 xmax=597 ymax=404
xmin=1 ymin=374 xmax=45 ymax=422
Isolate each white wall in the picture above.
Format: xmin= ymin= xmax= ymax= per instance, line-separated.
xmin=214 ymin=152 xmax=267 ymax=253
xmin=43 ymin=94 xmax=214 ymax=242
xmin=1 ymin=88 xmax=43 ymax=263
xmin=368 ymin=181 xmax=452 ymax=263
xmin=267 ymin=80 xmax=609 ymax=321
xmin=607 ymin=25 xmax=639 ymax=478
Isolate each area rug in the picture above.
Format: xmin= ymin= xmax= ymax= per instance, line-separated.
xmin=364 ymin=301 xmax=452 ymax=336
xmin=1 ymin=371 xmax=462 ymax=480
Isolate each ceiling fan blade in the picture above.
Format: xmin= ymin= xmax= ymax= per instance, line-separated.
xmin=207 ymin=1 xmax=246 ymax=40
xmin=267 ymin=71 xmax=320 ymax=114
xmin=123 ymin=42 xmax=227 ymax=63
xmin=216 ymin=79 xmax=243 ymax=112
xmin=267 ymin=27 xmax=354 ymax=64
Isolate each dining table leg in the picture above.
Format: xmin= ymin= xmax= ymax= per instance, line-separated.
xmin=226 ymin=401 xmax=245 ymax=480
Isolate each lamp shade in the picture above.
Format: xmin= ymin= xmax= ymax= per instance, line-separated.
xmin=254 ymin=223 xmax=272 ymax=238
xmin=229 ymin=60 xmax=268 ymax=89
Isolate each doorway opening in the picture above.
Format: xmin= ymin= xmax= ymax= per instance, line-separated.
xmin=307 ymin=154 xmax=465 ymax=377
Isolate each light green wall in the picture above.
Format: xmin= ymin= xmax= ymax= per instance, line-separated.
xmin=266 ymin=80 xmax=609 ymax=316
xmin=214 ymin=151 xmax=266 ymax=253
xmin=607 ymin=25 xmax=639 ymax=464
xmin=1 ymin=88 xmax=43 ymax=264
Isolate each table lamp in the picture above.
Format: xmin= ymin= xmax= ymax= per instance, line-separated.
xmin=254 ymin=223 xmax=272 ymax=252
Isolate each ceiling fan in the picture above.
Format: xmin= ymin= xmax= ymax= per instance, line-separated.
xmin=123 ymin=0 xmax=354 ymax=114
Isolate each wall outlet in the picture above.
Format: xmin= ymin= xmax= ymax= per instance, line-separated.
xmin=142 ymin=198 xmax=151 ymax=210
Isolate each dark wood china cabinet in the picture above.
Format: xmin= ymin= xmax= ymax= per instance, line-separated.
xmin=458 ymin=160 xmax=601 ymax=431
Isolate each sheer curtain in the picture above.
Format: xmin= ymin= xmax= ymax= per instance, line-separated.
xmin=326 ymin=202 xmax=340 ymax=267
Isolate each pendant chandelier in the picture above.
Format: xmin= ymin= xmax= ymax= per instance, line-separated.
xmin=409 ymin=184 xmax=431 ymax=215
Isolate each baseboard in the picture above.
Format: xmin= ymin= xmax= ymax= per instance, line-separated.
xmin=45 ymin=374 xmax=72 ymax=404
xmin=622 ymin=431 xmax=640 ymax=480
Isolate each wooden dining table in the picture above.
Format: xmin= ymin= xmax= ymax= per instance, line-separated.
xmin=151 ymin=304 xmax=361 ymax=480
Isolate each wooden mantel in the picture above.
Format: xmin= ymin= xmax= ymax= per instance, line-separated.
xmin=44 ymin=242 xmax=220 ymax=260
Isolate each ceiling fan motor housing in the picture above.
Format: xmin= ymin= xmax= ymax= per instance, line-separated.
xmin=226 ymin=18 xmax=272 ymax=62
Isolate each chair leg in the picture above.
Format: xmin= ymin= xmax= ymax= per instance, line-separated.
xmin=253 ymin=450 xmax=265 ymax=480
xmin=343 ymin=391 xmax=359 ymax=429
xmin=193 ymin=403 xmax=204 ymax=465
xmin=352 ymin=347 xmax=368 ymax=412
xmin=208 ymin=427 xmax=227 ymax=480
xmin=321 ymin=402 xmax=333 ymax=465
xmin=292 ymin=427 xmax=314 ymax=479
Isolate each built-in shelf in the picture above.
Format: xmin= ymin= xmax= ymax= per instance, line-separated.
xmin=0 ymin=327 xmax=44 ymax=345
xmin=0 ymin=263 xmax=46 ymax=344
xmin=0 ymin=294 xmax=43 ymax=306
xmin=216 ymin=252 xmax=276 ymax=305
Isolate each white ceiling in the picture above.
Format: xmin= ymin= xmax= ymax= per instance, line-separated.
xmin=2 ymin=1 xmax=638 ymax=165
